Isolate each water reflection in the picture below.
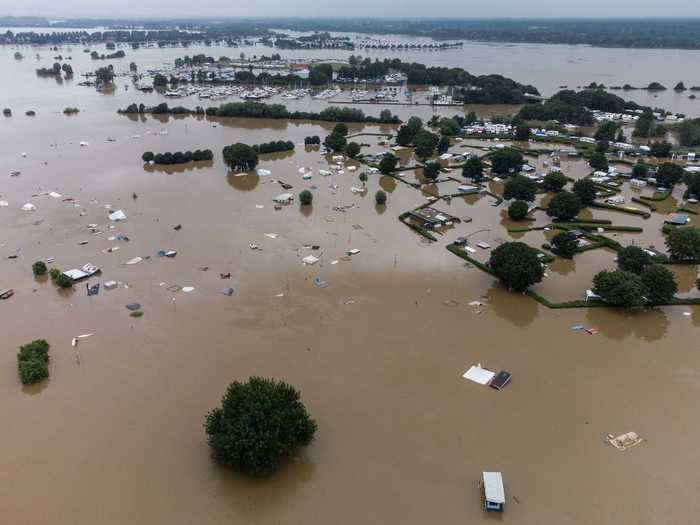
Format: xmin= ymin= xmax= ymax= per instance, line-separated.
xmin=548 ymin=256 xmax=576 ymax=276
xmin=379 ymin=176 xmax=396 ymax=193
xmin=145 ymin=160 xmax=214 ymax=174
xmin=227 ymin=172 xmax=259 ymax=191
xmin=299 ymin=204 xmax=313 ymax=218
xmin=22 ymin=378 xmax=50 ymax=396
xmin=585 ymin=307 xmax=669 ymax=342
xmin=212 ymin=453 xmax=315 ymax=518
xmin=375 ymin=203 xmax=386 ymax=215
xmin=487 ymin=283 xmax=539 ymax=327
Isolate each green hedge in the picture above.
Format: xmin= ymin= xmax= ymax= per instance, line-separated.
xmin=589 ymin=202 xmax=651 ymax=218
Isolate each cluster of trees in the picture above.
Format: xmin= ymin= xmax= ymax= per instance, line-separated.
xmin=332 ymin=57 xmax=540 ymax=103
xmin=304 ymin=136 xmax=321 ymax=145
xmin=678 ymin=118 xmax=700 ymax=147
xmin=633 ymin=111 xmax=667 ymax=138
xmin=17 ymin=339 xmax=50 ymax=385
xmin=36 ymin=62 xmax=72 ymax=76
xmin=119 ymin=101 xmax=400 ymax=124
xmin=95 ymin=66 xmax=115 ymax=84
xmin=379 ymin=153 xmax=398 ymax=174
xmin=547 ymin=191 xmax=582 ymax=221
xmin=90 ymin=49 xmax=125 ymax=59
xmin=142 ymin=149 xmax=213 ymax=165
xmin=252 ymin=141 xmax=294 ymax=154
xmin=592 ymin=245 xmax=678 ymax=306
xmin=222 ymin=143 xmax=258 ymax=170
xmin=518 ymin=89 xmax=650 ymax=126
xmin=174 ymin=54 xmax=216 ymax=68
xmin=204 ymin=376 xmax=316 ymax=476
xmin=666 ymin=226 xmax=700 ymax=262
xmin=264 ymin=18 xmax=700 ymax=50
xmin=49 ymin=268 xmax=73 ymax=289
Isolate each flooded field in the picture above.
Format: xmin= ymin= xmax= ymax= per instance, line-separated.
xmin=2 ymin=43 xmax=700 ymax=525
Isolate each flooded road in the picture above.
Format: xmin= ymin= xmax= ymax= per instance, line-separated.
xmin=1 ymin=43 xmax=700 ymax=525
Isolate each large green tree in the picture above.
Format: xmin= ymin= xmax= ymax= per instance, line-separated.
xmin=490 ymin=148 xmax=524 ymax=175
xmin=551 ymin=231 xmax=578 ymax=258
xmin=617 ymin=245 xmax=652 ymax=274
xmin=462 ymin=156 xmax=484 ymax=182
xmin=489 ymin=242 xmax=544 ymax=292
xmin=589 ymin=151 xmax=609 ymax=171
xmin=640 ymin=265 xmax=677 ymax=304
xmin=542 ymin=171 xmax=568 ymax=192
xmin=508 ymin=200 xmax=529 ymax=220
xmin=573 ymin=178 xmax=597 ymax=205
xmin=323 ymin=132 xmax=347 ymax=153
xmin=547 ymin=191 xmax=582 ymax=221
xmin=204 ymin=377 xmax=317 ymax=476
xmin=379 ymin=153 xmax=398 ymax=175
xmin=503 ymin=175 xmax=537 ymax=202
xmin=222 ymin=143 xmax=258 ymax=170
xmin=592 ymin=270 xmax=647 ymax=307
xmin=655 ymin=162 xmax=684 ymax=187
xmin=666 ymin=226 xmax=700 ymax=261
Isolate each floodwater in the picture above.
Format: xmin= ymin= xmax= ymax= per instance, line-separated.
xmin=2 ymin=42 xmax=700 ymax=525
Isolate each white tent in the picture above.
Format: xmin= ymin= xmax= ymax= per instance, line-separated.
xmin=483 ymin=472 xmax=505 ymax=505
xmin=462 ymin=365 xmax=495 ymax=385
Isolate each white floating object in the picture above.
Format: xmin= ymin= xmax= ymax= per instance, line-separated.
xmin=0 ymin=201 xmax=8 ymax=207
xmin=182 ymin=286 xmax=194 ymax=293
xmin=48 ymin=191 xmax=62 ymax=198
xmin=264 ymin=233 xmax=279 ymax=239
xmin=109 ymin=209 xmax=126 ymax=221
xmin=79 ymin=141 xmax=89 ymax=147
xmin=462 ymin=364 xmax=495 ymax=385
xmin=21 ymin=202 xmax=36 ymax=211
xmin=302 ymin=255 xmax=319 ymax=265
xmin=257 ymin=169 xmax=271 ymax=176
xmin=125 ymin=256 xmax=143 ymax=265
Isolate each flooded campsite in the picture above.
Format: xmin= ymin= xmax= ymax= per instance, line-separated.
xmin=2 ymin=36 xmax=700 ymax=525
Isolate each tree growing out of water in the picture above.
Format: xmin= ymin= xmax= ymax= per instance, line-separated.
xmin=573 ymin=178 xmax=598 ymax=205
xmin=413 ymin=130 xmax=439 ymax=160
xmin=489 ymin=242 xmax=544 ymax=293
xmin=304 ymin=136 xmax=321 ymax=146
xmin=656 ymin=162 xmax=684 ymax=187
xmin=299 ymin=190 xmax=313 ymax=206
xmin=345 ymin=142 xmax=361 ymax=159
xmin=142 ymin=151 xmax=155 ymax=163
xmin=323 ymin=132 xmax=347 ymax=153
xmin=666 ymin=226 xmax=700 ymax=261
xmin=589 ymin=151 xmax=609 ymax=172
xmin=422 ymin=162 xmax=441 ymax=181
xmin=640 ymin=265 xmax=678 ymax=304
xmin=462 ymin=156 xmax=484 ymax=182
xmin=375 ymin=190 xmax=387 ymax=205
xmin=436 ymin=135 xmax=450 ymax=155
xmin=507 ymin=200 xmax=529 ymax=221
xmin=542 ymin=171 xmax=568 ymax=192
xmin=333 ymin=122 xmax=349 ymax=136
xmin=594 ymin=121 xmax=618 ymax=142
xmin=592 ymin=269 xmax=647 ymax=307
xmin=617 ymin=245 xmax=652 ymax=274
xmin=204 ymin=377 xmax=316 ymax=476
xmin=395 ymin=116 xmax=423 ymax=147
xmin=379 ymin=153 xmax=398 ymax=175
xmin=551 ymin=231 xmax=578 ymax=258
xmin=17 ymin=339 xmax=50 ymax=386
xmin=632 ymin=162 xmax=649 ymax=179
xmin=32 ymin=261 xmax=47 ymax=277
xmin=490 ymin=148 xmax=524 ymax=175
xmin=546 ymin=191 xmax=582 ymax=221
xmin=503 ymin=175 xmax=537 ymax=202
xmin=222 ymin=143 xmax=258 ymax=171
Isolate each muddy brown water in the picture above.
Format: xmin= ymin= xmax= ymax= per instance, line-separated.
xmin=2 ymin=45 xmax=700 ymax=525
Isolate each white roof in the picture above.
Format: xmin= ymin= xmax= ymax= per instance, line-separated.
xmin=462 ymin=365 xmax=495 ymax=385
xmin=273 ymin=193 xmax=294 ymax=203
xmin=109 ymin=209 xmax=127 ymax=221
xmin=483 ymin=472 xmax=505 ymax=503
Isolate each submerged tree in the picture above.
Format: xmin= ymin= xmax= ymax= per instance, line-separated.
xmin=204 ymin=377 xmax=317 ymax=476
xmin=489 ymin=242 xmax=544 ymax=293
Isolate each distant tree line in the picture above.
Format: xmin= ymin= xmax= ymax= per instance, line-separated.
xmin=252 ymin=141 xmax=295 ymax=154
xmin=142 ymin=149 xmax=213 ymax=165
xmin=118 ymin=101 xmax=401 ymax=124
xmin=90 ymin=49 xmax=125 ymax=59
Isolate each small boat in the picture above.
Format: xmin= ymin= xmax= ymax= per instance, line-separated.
xmin=0 ymin=288 xmax=14 ymax=300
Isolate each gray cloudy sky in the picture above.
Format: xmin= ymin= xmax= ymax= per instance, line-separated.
xmin=4 ymin=0 xmax=700 ymax=19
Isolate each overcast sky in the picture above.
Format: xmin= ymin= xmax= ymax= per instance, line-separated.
xmin=4 ymin=0 xmax=700 ymax=19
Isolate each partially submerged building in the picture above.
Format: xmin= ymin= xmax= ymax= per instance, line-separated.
xmin=408 ymin=207 xmax=461 ymax=230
